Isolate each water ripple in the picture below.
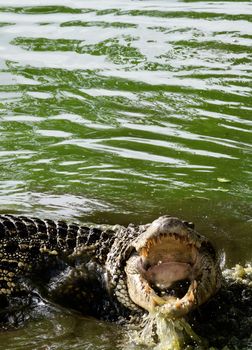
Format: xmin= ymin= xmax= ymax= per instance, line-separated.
xmin=0 ymin=0 xmax=251 ymax=314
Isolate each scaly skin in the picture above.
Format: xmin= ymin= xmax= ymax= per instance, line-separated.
xmin=0 ymin=214 xmax=221 ymax=326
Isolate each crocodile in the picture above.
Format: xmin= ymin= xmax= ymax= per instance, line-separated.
xmin=0 ymin=214 xmax=221 ymax=326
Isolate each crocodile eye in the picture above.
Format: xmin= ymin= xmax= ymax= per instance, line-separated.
xmin=188 ymin=222 xmax=195 ymax=229
xmin=182 ymin=221 xmax=195 ymax=229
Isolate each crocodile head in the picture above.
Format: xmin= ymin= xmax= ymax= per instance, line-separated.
xmin=125 ymin=216 xmax=221 ymax=318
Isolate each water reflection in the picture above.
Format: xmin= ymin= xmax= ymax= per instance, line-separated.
xmin=0 ymin=304 xmax=121 ymax=350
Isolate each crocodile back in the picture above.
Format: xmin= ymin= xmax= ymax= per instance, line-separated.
xmin=0 ymin=215 xmax=113 ymax=297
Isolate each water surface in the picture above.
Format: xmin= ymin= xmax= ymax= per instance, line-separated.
xmin=0 ymin=0 xmax=251 ymax=349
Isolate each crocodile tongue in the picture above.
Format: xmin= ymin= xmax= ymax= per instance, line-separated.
xmin=142 ymin=261 xmax=192 ymax=290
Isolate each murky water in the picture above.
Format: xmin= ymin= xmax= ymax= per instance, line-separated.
xmin=0 ymin=0 xmax=251 ymax=349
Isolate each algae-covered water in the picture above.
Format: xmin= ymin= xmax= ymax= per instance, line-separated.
xmin=0 ymin=0 xmax=251 ymax=349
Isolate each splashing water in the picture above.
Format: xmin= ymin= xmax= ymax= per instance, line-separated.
xmin=125 ymin=311 xmax=206 ymax=350
xmin=124 ymin=264 xmax=252 ymax=350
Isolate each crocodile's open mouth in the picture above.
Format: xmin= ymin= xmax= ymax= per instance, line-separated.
xmin=125 ymin=216 xmax=220 ymax=318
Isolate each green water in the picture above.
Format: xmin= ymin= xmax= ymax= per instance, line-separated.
xmin=0 ymin=0 xmax=251 ymax=348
